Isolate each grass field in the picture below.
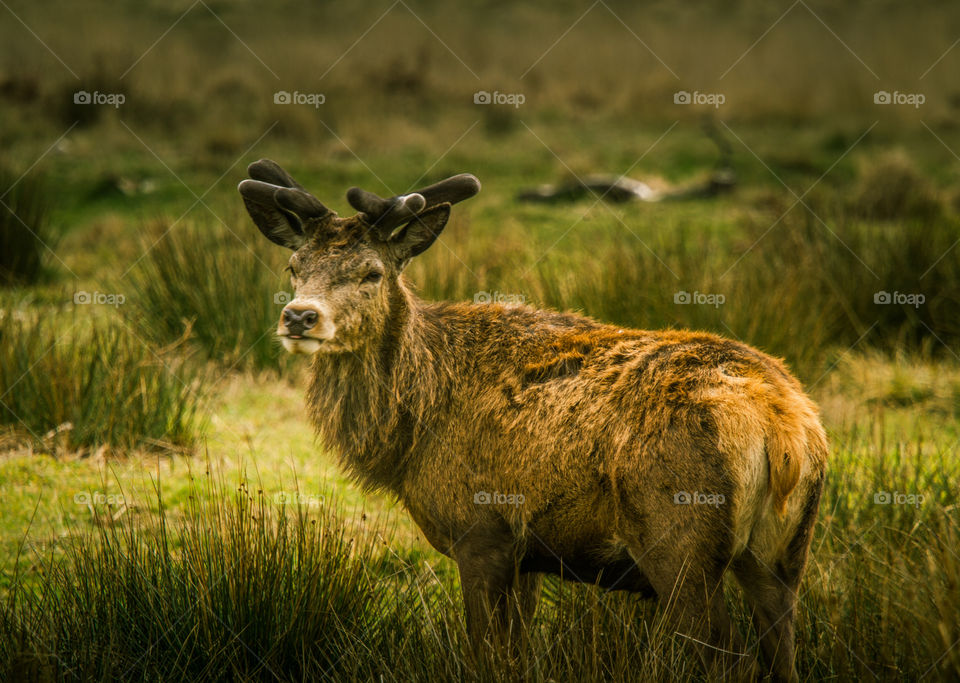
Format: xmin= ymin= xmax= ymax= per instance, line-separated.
xmin=2 ymin=1 xmax=960 ymax=680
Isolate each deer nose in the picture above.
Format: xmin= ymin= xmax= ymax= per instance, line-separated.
xmin=282 ymin=306 xmax=320 ymax=334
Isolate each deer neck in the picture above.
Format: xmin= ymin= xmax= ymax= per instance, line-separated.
xmin=306 ymin=281 xmax=449 ymax=491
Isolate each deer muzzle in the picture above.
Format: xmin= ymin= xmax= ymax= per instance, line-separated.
xmin=278 ymin=300 xmax=335 ymax=353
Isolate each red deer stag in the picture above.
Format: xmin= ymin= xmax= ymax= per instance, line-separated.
xmin=238 ymin=160 xmax=827 ymax=682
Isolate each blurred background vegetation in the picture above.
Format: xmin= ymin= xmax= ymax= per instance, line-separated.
xmin=1 ymin=0 xmax=959 ymax=376
xmin=1 ymin=1 xmax=960 ymax=680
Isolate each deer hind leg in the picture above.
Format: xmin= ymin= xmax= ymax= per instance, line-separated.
xmin=733 ymin=475 xmax=823 ymax=683
xmin=733 ymin=554 xmax=799 ymax=683
xmin=623 ymin=523 xmax=752 ymax=679
xmin=641 ymin=554 xmax=750 ymax=679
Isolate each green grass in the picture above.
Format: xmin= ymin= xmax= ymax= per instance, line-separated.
xmin=124 ymin=218 xmax=291 ymax=372
xmin=2 ymin=383 xmax=959 ymax=681
xmin=0 ymin=371 xmax=404 ymax=591
xmin=0 ymin=308 xmax=205 ymax=452
xmin=0 ymin=481 xmax=401 ymax=682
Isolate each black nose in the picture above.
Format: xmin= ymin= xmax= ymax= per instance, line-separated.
xmin=282 ymin=307 xmax=320 ymax=334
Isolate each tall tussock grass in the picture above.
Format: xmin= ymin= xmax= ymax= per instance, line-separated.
xmin=849 ymin=152 xmax=944 ymax=223
xmin=0 ymin=168 xmax=57 ymax=287
xmin=0 ymin=478 xmax=394 ymax=682
xmin=0 ymin=309 xmax=204 ymax=452
xmin=125 ymin=219 xmax=290 ymax=373
xmin=122 ymin=185 xmax=954 ymax=384
xmin=113 ymin=155 xmax=958 ymax=385
xmin=1 ymin=439 xmax=957 ymax=681
xmin=410 ymin=195 xmax=960 ymax=380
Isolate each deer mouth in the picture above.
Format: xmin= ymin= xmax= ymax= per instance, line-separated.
xmin=279 ymin=332 xmax=324 ymax=342
xmin=280 ymin=334 xmax=325 ymax=355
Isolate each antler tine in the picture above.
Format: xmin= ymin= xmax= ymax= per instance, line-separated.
xmin=346 ymin=187 xmax=426 ymax=236
xmin=247 ymin=159 xmax=307 ymax=191
xmin=346 ymin=173 xmax=480 ymax=237
xmin=242 ymin=160 xmax=333 ymax=226
xmin=410 ymin=173 xmax=481 ymax=208
xmin=275 ymin=187 xmax=331 ymax=219
xmin=346 ymin=186 xmax=394 ymax=217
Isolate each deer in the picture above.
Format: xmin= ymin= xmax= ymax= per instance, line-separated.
xmin=518 ymin=118 xmax=736 ymax=204
xmin=238 ymin=160 xmax=828 ymax=682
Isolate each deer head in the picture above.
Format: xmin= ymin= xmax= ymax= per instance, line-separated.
xmin=238 ymin=159 xmax=480 ymax=354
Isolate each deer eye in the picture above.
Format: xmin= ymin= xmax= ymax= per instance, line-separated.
xmin=361 ymin=271 xmax=383 ymax=285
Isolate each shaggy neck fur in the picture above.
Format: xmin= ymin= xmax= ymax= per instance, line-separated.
xmin=307 ymin=278 xmax=453 ymax=491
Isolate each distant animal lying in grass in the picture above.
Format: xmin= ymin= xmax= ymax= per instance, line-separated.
xmin=519 ymin=119 xmax=735 ymax=204
xmin=516 ymin=168 xmax=735 ymax=203
xmin=239 ymin=160 xmax=826 ymax=682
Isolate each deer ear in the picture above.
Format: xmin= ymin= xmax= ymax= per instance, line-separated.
xmin=389 ymin=204 xmax=451 ymax=262
xmin=238 ymin=179 xmax=305 ymax=250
